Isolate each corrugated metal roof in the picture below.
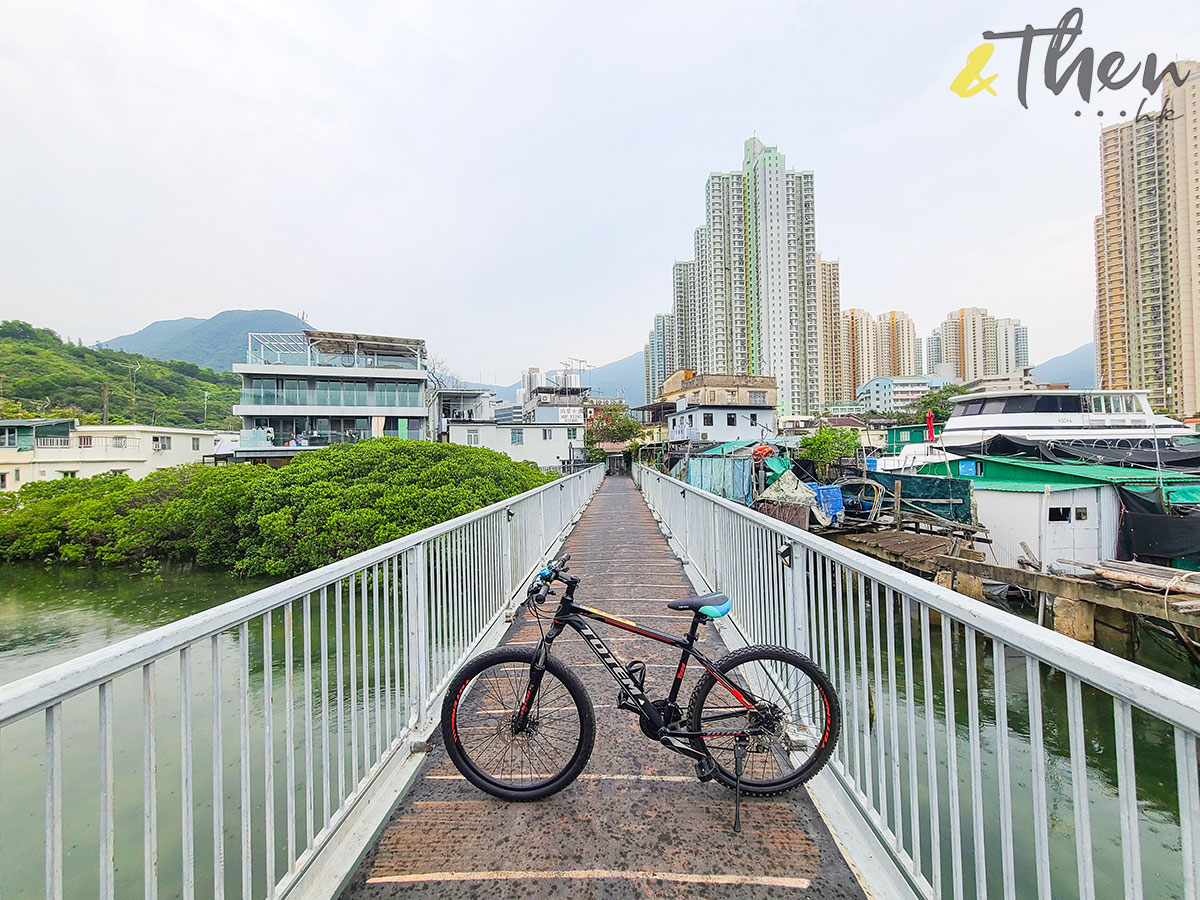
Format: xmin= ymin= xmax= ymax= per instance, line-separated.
xmin=971 ymin=480 xmax=1083 ymax=493
xmin=963 ymin=457 xmax=1200 ymax=486
xmin=0 ymin=418 xmax=75 ymax=428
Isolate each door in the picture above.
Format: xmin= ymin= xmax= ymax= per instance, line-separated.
xmin=1041 ymin=488 xmax=1101 ymax=570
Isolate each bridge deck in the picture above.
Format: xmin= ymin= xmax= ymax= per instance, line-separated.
xmin=340 ymin=476 xmax=864 ymax=898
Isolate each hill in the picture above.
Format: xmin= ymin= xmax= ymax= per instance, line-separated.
xmin=1032 ymin=342 xmax=1095 ymax=389
xmin=103 ymin=309 xmax=310 ymax=371
xmin=0 ymin=320 xmax=240 ymax=429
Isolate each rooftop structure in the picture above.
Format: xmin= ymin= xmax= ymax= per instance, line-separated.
xmin=232 ymin=330 xmax=429 ymax=460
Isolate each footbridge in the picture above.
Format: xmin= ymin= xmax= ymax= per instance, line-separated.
xmin=1 ymin=465 xmax=1198 ymax=900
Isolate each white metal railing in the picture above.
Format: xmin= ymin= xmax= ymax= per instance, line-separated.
xmin=0 ymin=465 xmax=603 ymax=900
xmin=634 ymin=465 xmax=1200 ymax=900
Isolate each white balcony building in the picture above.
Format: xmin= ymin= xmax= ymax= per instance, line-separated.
xmin=0 ymin=418 xmax=226 ymax=491
xmin=232 ymin=331 xmax=429 ymax=462
xmin=446 ymin=420 xmax=585 ymax=472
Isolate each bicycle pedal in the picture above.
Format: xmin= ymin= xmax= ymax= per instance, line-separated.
xmin=694 ymin=757 xmax=717 ymax=782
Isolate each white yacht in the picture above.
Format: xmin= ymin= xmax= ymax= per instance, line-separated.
xmin=939 ymin=389 xmax=1193 ymax=452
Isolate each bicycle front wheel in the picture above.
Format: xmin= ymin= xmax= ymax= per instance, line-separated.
xmin=687 ymin=644 xmax=840 ymax=796
xmin=441 ymin=646 xmax=595 ymax=801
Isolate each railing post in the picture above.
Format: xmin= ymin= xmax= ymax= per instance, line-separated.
xmin=501 ymin=507 xmax=514 ymax=603
xmin=404 ymin=544 xmax=431 ymax=730
xmin=784 ymin=540 xmax=807 ymax=655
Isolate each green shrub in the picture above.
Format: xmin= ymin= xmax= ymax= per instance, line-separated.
xmin=0 ymin=439 xmax=557 ymax=577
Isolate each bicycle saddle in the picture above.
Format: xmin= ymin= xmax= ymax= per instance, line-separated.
xmin=667 ymin=593 xmax=732 ymax=618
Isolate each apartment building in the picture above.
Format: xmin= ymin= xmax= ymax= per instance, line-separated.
xmin=935 ymin=307 xmax=996 ymax=382
xmin=840 ymin=308 xmax=877 ymax=400
xmin=875 ymin=310 xmax=922 ymax=378
xmin=446 ymin=420 xmax=583 ymax=472
xmin=1094 ymin=62 xmax=1199 ymax=415
xmin=672 ymin=261 xmax=696 ymax=374
xmin=231 ymin=330 xmax=428 ymax=461
xmin=643 ymin=312 xmax=676 ymax=403
xmin=647 ymin=138 xmax=826 ymax=417
xmin=926 ymin=331 xmax=944 ymax=374
xmin=855 ymin=375 xmax=958 ymax=414
xmin=1167 ymin=62 xmax=1200 ymax=415
xmin=816 ymin=256 xmax=842 ymax=409
xmin=0 ymin=418 xmax=223 ymax=490
xmin=663 ymin=373 xmax=778 ymax=443
xmin=994 ymin=318 xmax=1030 ymax=375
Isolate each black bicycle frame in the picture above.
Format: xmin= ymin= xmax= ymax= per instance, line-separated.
xmin=518 ymin=582 xmax=759 ymax=763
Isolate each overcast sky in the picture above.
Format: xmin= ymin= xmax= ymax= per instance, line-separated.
xmin=2 ymin=1 xmax=1198 ymax=383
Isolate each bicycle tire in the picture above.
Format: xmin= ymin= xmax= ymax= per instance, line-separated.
xmin=687 ymin=644 xmax=840 ymax=796
xmin=441 ymin=646 xmax=595 ymax=801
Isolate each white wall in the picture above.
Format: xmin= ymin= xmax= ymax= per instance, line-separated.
xmin=973 ymin=486 xmax=1104 ymax=570
xmin=447 ymin=422 xmax=583 ymax=471
xmin=667 ymin=406 xmax=776 ymax=442
xmin=0 ymin=425 xmax=223 ymax=491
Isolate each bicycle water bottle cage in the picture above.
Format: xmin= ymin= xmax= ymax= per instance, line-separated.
xmin=616 ymin=661 xmax=647 ymax=714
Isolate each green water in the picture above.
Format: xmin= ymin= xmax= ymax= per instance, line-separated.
xmin=0 ymin=563 xmax=401 ymax=900
xmin=821 ymin=592 xmax=1199 ymax=900
xmin=0 ymin=565 xmax=1196 ymax=899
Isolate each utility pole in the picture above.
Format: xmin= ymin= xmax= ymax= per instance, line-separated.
xmin=120 ymin=361 xmax=141 ymax=423
xmin=101 ymin=383 xmax=109 ymax=424
xmin=203 ymin=391 xmax=210 ymax=428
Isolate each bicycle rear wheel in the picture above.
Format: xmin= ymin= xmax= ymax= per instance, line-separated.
xmin=441 ymin=646 xmax=595 ymax=801
xmin=687 ymin=644 xmax=839 ymax=796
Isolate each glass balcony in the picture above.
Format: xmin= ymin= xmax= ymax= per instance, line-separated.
xmin=238 ymin=385 xmax=423 ymax=407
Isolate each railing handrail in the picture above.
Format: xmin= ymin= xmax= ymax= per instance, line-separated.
xmin=0 ymin=466 xmax=602 ymax=728
xmin=635 ymin=464 xmax=1200 ymax=735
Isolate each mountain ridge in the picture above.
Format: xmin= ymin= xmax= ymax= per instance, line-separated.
xmin=103 ymin=309 xmax=310 ymax=371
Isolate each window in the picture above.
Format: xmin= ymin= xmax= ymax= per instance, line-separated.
xmin=1004 ymin=395 xmax=1038 ymax=413
xmin=0 ymin=428 xmax=16 ymax=447
xmin=192 ymin=437 xmax=201 ymax=451
xmin=13 ymin=469 xmax=18 ymax=481
xmin=112 ymin=436 xmax=127 ymax=449
xmin=78 ymin=435 xmax=93 ymax=448
xmin=466 ymin=428 xmax=479 ymax=446
xmin=1075 ymin=507 xmax=1088 ymax=520
xmin=59 ymin=471 xmax=78 ymax=479
xmin=687 ymin=415 xmax=694 ymax=427
xmin=726 ymin=390 xmax=737 ymax=403
xmin=981 ymin=398 xmax=1006 ymax=415
xmin=567 ymin=427 xmax=578 ymax=440
xmin=748 ymin=391 xmax=767 ymax=405
xmin=703 ymin=413 xmax=714 ymax=427
xmin=542 ymin=429 xmax=552 ymax=441
xmin=962 ymin=400 xmax=985 ymax=416
xmin=750 ymin=414 xmax=757 ymax=426
xmin=110 ymin=469 xmax=128 ymax=476
xmin=510 ymin=428 xmax=524 ymax=445
xmin=152 ymin=435 xmax=171 ymax=450
xmin=1048 ymin=507 xmax=1071 ymax=522
xmin=0 ymin=473 xmax=5 ymax=489
xmin=727 ymin=413 xmax=737 ymax=426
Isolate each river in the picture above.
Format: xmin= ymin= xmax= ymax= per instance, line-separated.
xmin=0 ymin=565 xmax=1196 ymax=899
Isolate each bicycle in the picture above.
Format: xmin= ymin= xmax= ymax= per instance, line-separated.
xmin=440 ymin=554 xmax=841 ymax=830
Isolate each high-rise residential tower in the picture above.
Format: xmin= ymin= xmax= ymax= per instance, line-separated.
xmin=671 ymin=261 xmax=695 ymax=373
xmin=1166 ymin=63 xmax=1200 ymax=415
xmin=1094 ymin=61 xmax=1199 ymax=415
xmin=656 ymin=138 xmax=823 ymax=416
xmin=926 ymin=331 xmax=943 ymax=374
xmin=644 ymin=313 xmax=676 ymax=403
xmin=994 ymin=318 xmax=1030 ymax=375
xmin=839 ymin=308 xmax=877 ymax=398
xmin=875 ymin=310 xmax=921 ymax=377
xmin=937 ymin=307 xmax=996 ymax=382
xmin=816 ymin=255 xmax=841 ymax=408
